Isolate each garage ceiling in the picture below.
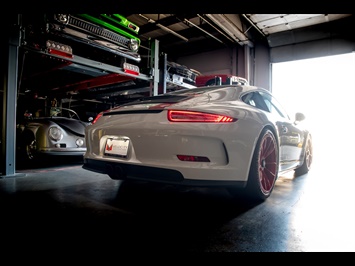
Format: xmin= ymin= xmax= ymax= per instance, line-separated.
xmin=124 ymin=14 xmax=353 ymax=60
xmin=244 ymin=14 xmax=351 ymax=35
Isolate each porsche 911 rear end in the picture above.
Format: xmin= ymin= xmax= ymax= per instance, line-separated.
xmin=83 ymin=97 xmax=262 ymax=187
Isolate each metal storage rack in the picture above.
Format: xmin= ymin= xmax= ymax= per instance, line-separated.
xmin=1 ymin=14 xmax=196 ymax=176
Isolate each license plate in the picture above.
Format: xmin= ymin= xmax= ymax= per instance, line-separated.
xmin=104 ymin=138 xmax=129 ymax=157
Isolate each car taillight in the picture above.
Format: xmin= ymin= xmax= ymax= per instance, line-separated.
xmin=92 ymin=112 xmax=103 ymax=124
xmin=46 ymin=40 xmax=73 ymax=58
xmin=167 ymin=110 xmax=237 ymax=123
xmin=123 ymin=62 xmax=140 ymax=75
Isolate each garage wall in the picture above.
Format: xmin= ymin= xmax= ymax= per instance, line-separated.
xmin=176 ymin=46 xmax=246 ymax=78
xmin=176 ymin=48 xmax=234 ymax=75
xmin=251 ymin=41 xmax=271 ymax=90
xmin=177 ymin=42 xmax=272 ymax=90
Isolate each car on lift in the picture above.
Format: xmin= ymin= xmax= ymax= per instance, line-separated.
xmin=166 ymin=61 xmax=201 ymax=86
xmin=16 ymin=106 xmax=91 ymax=163
xmin=82 ymin=84 xmax=313 ymax=202
xmin=195 ymin=74 xmax=249 ymax=87
xmin=21 ymin=13 xmax=141 ymax=66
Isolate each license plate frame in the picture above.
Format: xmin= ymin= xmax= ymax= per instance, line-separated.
xmin=104 ymin=138 xmax=130 ymax=157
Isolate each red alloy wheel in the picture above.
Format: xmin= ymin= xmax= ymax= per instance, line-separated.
xmin=258 ymin=131 xmax=277 ymax=194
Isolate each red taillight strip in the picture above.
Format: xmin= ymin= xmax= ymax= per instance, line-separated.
xmin=124 ymin=69 xmax=139 ymax=76
xmin=48 ymin=48 xmax=73 ymax=59
xmin=168 ymin=110 xmax=236 ymax=123
xmin=123 ymin=62 xmax=140 ymax=76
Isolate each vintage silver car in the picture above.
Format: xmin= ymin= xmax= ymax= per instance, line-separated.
xmin=16 ymin=107 xmax=91 ymax=162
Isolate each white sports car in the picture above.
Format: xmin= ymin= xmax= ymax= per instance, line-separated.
xmin=82 ymin=84 xmax=313 ymax=201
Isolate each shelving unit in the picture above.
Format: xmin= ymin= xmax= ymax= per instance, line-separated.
xmin=20 ymin=36 xmax=195 ymax=103
xmin=1 ymin=14 xmax=197 ymax=176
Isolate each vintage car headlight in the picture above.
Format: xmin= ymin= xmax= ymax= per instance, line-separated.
xmin=76 ymin=138 xmax=84 ymax=147
xmin=128 ymin=39 xmax=139 ymax=52
xmin=48 ymin=126 xmax=63 ymax=141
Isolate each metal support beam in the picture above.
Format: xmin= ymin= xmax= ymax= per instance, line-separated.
xmin=1 ymin=15 xmax=25 ymax=178
xmin=244 ymin=45 xmax=251 ymax=85
xmin=151 ymin=39 xmax=160 ymax=96
xmin=158 ymin=52 xmax=168 ymax=94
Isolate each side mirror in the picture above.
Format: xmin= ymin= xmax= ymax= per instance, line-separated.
xmin=295 ymin=112 xmax=306 ymax=123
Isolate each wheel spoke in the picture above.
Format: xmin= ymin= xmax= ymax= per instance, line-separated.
xmin=262 ymin=136 xmax=275 ymax=159
xmin=259 ymin=133 xmax=277 ymax=193
xmin=260 ymin=165 xmax=276 ymax=191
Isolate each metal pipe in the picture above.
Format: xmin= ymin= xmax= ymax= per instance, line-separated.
xmin=139 ymin=14 xmax=188 ymax=42
xmin=241 ymin=14 xmax=266 ymax=37
xmin=205 ymin=14 xmax=242 ymax=44
xmin=197 ymin=14 xmax=234 ymax=43
xmin=156 ymin=23 xmax=188 ymax=42
xmin=183 ymin=18 xmax=224 ymax=44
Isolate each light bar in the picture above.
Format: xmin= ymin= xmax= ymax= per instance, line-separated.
xmin=168 ymin=110 xmax=237 ymax=123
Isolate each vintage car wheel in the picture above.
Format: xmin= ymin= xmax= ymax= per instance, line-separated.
xmin=25 ymin=139 xmax=37 ymax=160
xmin=294 ymin=135 xmax=313 ymax=176
xmin=19 ymin=131 xmax=39 ymax=161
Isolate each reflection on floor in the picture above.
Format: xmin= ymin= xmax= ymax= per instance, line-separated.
xmin=0 ymin=153 xmax=354 ymax=252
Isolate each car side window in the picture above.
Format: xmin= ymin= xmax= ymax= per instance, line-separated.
xmin=242 ymin=92 xmax=255 ymax=106
xmin=258 ymin=91 xmax=290 ymax=119
xmin=242 ymin=92 xmax=269 ymax=112
xmin=242 ymin=91 xmax=290 ymax=120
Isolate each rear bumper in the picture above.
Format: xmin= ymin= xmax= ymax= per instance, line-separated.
xmin=82 ymin=158 xmax=246 ymax=188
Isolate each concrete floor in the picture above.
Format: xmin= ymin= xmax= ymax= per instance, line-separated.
xmin=1 ymin=148 xmax=354 ymax=253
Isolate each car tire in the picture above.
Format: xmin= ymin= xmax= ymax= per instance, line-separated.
xmin=245 ymin=128 xmax=279 ymax=202
xmin=20 ymin=131 xmax=38 ymax=161
xmin=294 ymin=135 xmax=313 ymax=176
